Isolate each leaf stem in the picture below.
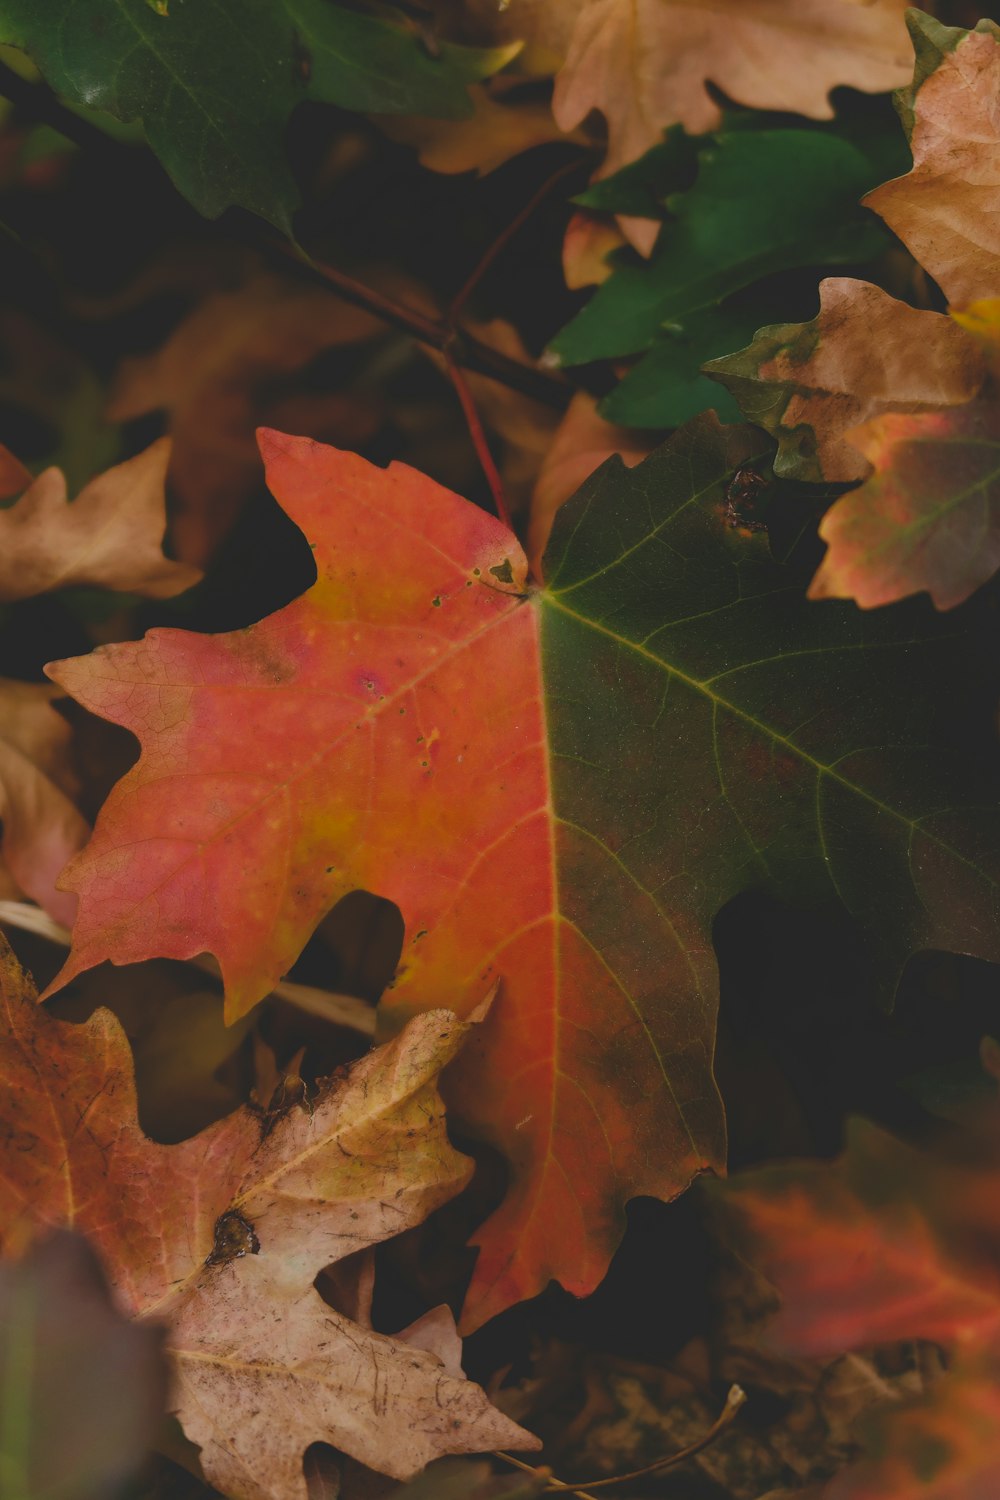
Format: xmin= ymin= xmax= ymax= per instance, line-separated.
xmin=443 ymin=343 xmax=512 ymax=529
xmin=449 ymin=158 xmax=582 ymax=325
xmin=495 ymin=1383 xmax=746 ymax=1498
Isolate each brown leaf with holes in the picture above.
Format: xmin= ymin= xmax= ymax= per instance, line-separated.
xmin=0 ymin=939 xmax=537 ymax=1500
xmin=0 ymin=678 xmax=88 ymax=926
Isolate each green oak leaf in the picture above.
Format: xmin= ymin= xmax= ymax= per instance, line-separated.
xmin=0 ymin=0 xmax=511 ymax=230
xmin=549 ymin=130 xmax=890 ymax=368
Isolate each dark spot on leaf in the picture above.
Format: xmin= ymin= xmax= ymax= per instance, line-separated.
xmin=490 ymin=558 xmax=514 ymax=584
xmin=206 ymin=1209 xmax=259 ymax=1266
xmin=432 ymin=596 xmax=442 ymax=607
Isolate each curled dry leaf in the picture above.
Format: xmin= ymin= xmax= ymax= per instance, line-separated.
xmin=0 ymin=439 xmax=200 ymax=601
xmin=551 ymin=0 xmax=912 ymax=177
xmin=375 ymin=85 xmax=576 ymax=176
xmin=704 ymin=279 xmax=986 ymax=484
xmin=561 ymin=210 xmax=624 ymax=290
xmin=0 ymin=938 xmax=535 ymax=1500
xmin=0 ymin=678 xmax=88 ymax=926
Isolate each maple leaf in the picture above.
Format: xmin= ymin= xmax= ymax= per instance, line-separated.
xmin=0 ymin=439 xmax=201 ymax=601
xmin=550 ymin=0 xmax=912 ymax=178
xmin=704 ymin=279 xmax=986 ymax=485
xmin=0 ymin=678 xmax=88 ymax=926
xmin=42 ymin=418 xmax=1000 ymax=1328
xmin=0 ymin=1231 xmax=167 ymax=1500
xmin=0 ymin=939 xmax=534 ymax=1500
xmin=722 ymin=1099 xmax=1000 ymax=1497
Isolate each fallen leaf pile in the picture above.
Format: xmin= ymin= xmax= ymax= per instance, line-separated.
xmin=708 ymin=12 xmax=1000 ymax=611
xmin=0 ymin=4 xmax=998 ymax=1499
xmin=41 ymin=417 xmax=1000 ymax=1332
xmin=0 ymin=938 xmax=534 ymax=1499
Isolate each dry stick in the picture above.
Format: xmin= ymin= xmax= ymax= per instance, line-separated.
xmin=449 ymin=158 xmax=582 ymax=326
xmin=436 ymin=158 xmax=584 ymax=530
xmin=0 ymin=900 xmax=376 ymax=1037
xmin=443 ymin=343 xmax=512 ymax=528
xmin=496 ymin=1383 xmax=746 ymax=1499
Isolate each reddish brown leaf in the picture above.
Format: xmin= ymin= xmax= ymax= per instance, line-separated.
xmin=810 ymin=401 xmax=1000 ymax=610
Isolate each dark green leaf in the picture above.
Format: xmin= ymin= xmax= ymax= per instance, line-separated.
xmin=598 ymin=302 xmax=766 ymax=429
xmin=0 ymin=0 xmax=508 ymax=230
xmin=549 ymin=130 xmax=891 ymax=366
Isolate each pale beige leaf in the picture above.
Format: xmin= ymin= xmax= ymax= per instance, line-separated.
xmin=552 ymin=0 xmax=912 ymax=176
xmin=0 ymin=440 xmax=200 ymax=601
xmin=866 ymin=23 xmax=1000 ymax=306
xmin=0 ymin=679 xmax=87 ymax=926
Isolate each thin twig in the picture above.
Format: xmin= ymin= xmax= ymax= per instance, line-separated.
xmin=437 ymin=157 xmax=582 ymax=531
xmin=449 ymin=159 xmax=581 ymax=326
xmin=495 ymin=1452 xmax=600 ymax=1500
xmin=266 ymin=242 xmax=572 ymax=412
xmin=0 ymin=900 xmax=376 ymax=1036
xmin=443 ymin=344 xmax=512 ymax=529
xmin=496 ymin=1384 xmax=746 ymax=1498
xmin=0 ymin=61 xmax=572 ymax=413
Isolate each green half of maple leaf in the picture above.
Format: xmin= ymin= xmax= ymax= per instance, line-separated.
xmin=41 ymin=415 xmax=1000 ymax=1331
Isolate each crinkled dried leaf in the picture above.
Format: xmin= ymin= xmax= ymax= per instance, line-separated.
xmin=0 ymin=439 xmax=200 ymax=601
xmin=0 ymin=1230 xmax=167 ymax=1500
xmin=0 ymin=678 xmax=87 ymax=926
xmin=705 ymin=279 xmax=985 ymax=484
xmin=0 ymin=941 xmax=534 ymax=1500
xmin=552 ymin=0 xmax=912 ymax=176
xmin=810 ymin=400 xmax=1000 ymax=610
xmin=42 ymin=418 xmax=1000 ymax=1330
xmin=865 ymin=13 xmax=1000 ymax=307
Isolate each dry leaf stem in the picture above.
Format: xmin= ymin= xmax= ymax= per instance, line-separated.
xmin=496 ymin=1382 xmax=747 ymax=1497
